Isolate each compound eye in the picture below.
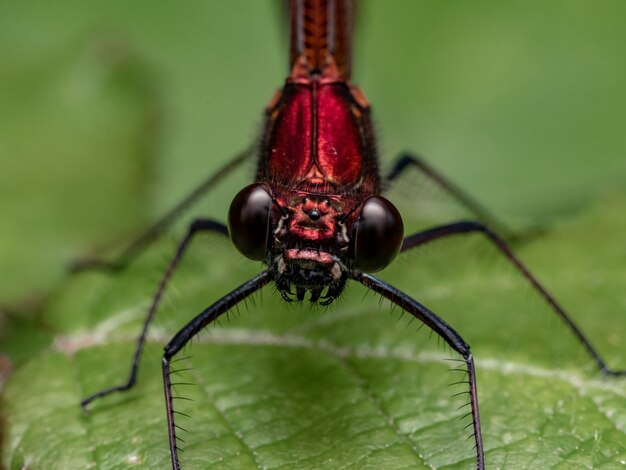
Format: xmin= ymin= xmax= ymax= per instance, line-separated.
xmin=228 ymin=183 xmax=273 ymax=261
xmin=353 ymin=196 xmax=404 ymax=273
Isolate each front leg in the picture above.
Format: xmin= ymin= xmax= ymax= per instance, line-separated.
xmin=354 ymin=272 xmax=485 ymax=469
xmin=162 ymin=271 xmax=272 ymax=469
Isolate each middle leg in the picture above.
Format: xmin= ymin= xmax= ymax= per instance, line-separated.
xmin=401 ymin=220 xmax=626 ymax=376
xmin=81 ymin=218 xmax=231 ymax=409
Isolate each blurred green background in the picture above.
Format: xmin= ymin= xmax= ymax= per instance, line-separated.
xmin=1 ymin=1 xmax=626 ymax=468
xmin=1 ymin=0 xmax=625 ymax=304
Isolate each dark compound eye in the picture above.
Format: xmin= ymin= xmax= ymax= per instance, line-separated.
xmin=228 ymin=183 xmax=273 ymax=261
xmin=353 ymin=196 xmax=404 ymax=273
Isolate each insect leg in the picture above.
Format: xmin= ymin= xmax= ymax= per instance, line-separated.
xmin=72 ymin=146 xmax=253 ymax=273
xmin=162 ymin=270 xmax=272 ymax=469
xmin=402 ymin=220 xmax=626 ymax=376
xmin=81 ymin=218 xmax=230 ymax=409
xmin=354 ymin=272 xmax=485 ymax=470
xmin=385 ymin=153 xmax=515 ymax=240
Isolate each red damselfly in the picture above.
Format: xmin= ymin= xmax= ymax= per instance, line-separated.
xmin=77 ymin=1 xmax=625 ymax=468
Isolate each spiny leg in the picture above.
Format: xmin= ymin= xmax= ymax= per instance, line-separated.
xmin=162 ymin=271 xmax=272 ymax=469
xmin=402 ymin=220 xmax=625 ymax=376
xmin=81 ymin=219 xmax=230 ymax=409
xmin=385 ymin=153 xmax=516 ymax=240
xmin=72 ymin=146 xmax=253 ymax=273
xmin=354 ymin=272 xmax=485 ymax=469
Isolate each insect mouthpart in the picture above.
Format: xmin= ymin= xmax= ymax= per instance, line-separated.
xmin=273 ymin=249 xmax=348 ymax=305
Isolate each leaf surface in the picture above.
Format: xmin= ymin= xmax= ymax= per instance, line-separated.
xmin=4 ymin=195 xmax=626 ymax=469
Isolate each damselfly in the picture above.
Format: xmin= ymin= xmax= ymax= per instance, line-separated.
xmin=78 ymin=2 xmax=625 ymax=468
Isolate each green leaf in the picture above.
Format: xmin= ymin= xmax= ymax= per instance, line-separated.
xmin=3 ymin=194 xmax=626 ymax=469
